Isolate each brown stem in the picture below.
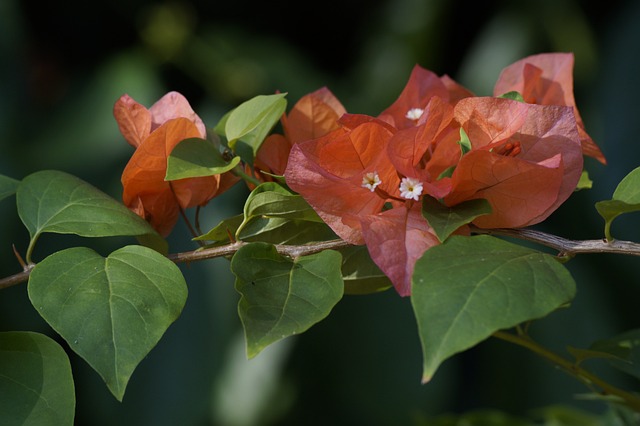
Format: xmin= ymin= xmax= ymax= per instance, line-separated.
xmin=471 ymin=226 xmax=640 ymax=257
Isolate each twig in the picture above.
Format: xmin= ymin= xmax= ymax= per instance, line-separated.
xmin=3 ymin=227 xmax=640 ymax=290
xmin=471 ymin=226 xmax=640 ymax=257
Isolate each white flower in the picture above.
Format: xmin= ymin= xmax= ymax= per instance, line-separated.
xmin=399 ymin=177 xmax=423 ymax=200
xmin=405 ymin=108 xmax=424 ymax=121
xmin=362 ymin=172 xmax=382 ymax=192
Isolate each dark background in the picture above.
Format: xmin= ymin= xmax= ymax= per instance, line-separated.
xmin=1 ymin=0 xmax=640 ymax=424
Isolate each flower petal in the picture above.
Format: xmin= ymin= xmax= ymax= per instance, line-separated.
xmin=283 ymin=87 xmax=346 ymax=143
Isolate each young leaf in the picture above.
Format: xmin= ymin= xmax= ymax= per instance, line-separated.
xmin=225 ymin=93 xmax=287 ymax=163
xmin=422 ymin=196 xmax=492 ymax=242
xmin=236 ymin=182 xmax=326 ymax=242
xmin=0 ymin=332 xmax=75 ymax=426
xmin=595 ymin=166 xmax=640 ymax=240
xmin=576 ymin=170 xmax=593 ymax=191
xmin=17 ymin=170 xmax=166 ymax=260
xmin=28 ymin=245 xmax=187 ymax=401
xmin=497 ymin=91 xmax=526 ymax=102
xmin=0 ymin=174 xmax=19 ymax=202
xmin=231 ymin=242 xmax=343 ymax=358
xmin=165 ymin=137 xmax=241 ymax=180
xmin=411 ymin=235 xmax=575 ymax=383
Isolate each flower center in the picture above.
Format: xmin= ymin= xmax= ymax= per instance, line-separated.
xmin=405 ymin=108 xmax=424 ymax=121
xmin=399 ymin=177 xmax=423 ymax=200
xmin=362 ymin=172 xmax=382 ymax=192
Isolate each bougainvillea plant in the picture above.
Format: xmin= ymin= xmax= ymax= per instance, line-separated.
xmin=1 ymin=52 xmax=640 ymax=424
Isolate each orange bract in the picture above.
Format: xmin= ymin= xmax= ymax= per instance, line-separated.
xmin=494 ymin=52 xmax=606 ymax=164
xmin=115 ymin=92 xmax=238 ymax=237
xmin=253 ymin=87 xmax=346 ymax=182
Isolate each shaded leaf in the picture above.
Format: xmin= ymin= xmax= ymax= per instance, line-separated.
xmin=17 ymin=170 xmax=166 ymax=258
xmin=238 ymin=217 xmax=337 ymax=245
xmin=0 ymin=331 xmax=75 ymax=426
xmin=412 ymin=235 xmax=575 ymax=382
xmin=339 ymin=245 xmax=392 ymax=295
xmin=231 ymin=242 xmax=343 ymax=358
xmin=195 ymin=214 xmax=244 ymax=245
xmin=422 ymin=196 xmax=491 ymax=242
xmin=590 ymin=328 xmax=640 ymax=381
xmin=0 ymin=174 xmax=19 ymax=202
xmin=28 ymin=245 xmax=187 ymax=401
xmin=165 ymin=137 xmax=241 ymax=180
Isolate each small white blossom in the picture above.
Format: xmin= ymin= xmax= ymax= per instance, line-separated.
xmin=399 ymin=177 xmax=423 ymax=200
xmin=362 ymin=172 xmax=382 ymax=192
xmin=405 ymin=108 xmax=424 ymax=121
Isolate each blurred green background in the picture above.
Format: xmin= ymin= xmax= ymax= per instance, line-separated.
xmin=1 ymin=0 xmax=639 ymax=424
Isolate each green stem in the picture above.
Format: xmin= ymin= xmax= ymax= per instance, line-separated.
xmin=233 ymin=164 xmax=262 ymax=188
xmin=493 ymin=330 xmax=640 ymax=411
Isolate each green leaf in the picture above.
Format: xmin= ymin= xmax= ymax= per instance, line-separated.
xmin=339 ymin=245 xmax=392 ymax=295
xmin=231 ymin=242 xmax=343 ymax=358
xmin=0 ymin=174 xmax=20 ymax=202
xmin=17 ymin=170 xmax=166 ymax=260
xmin=165 ymin=137 xmax=241 ymax=180
xmin=28 ymin=245 xmax=187 ymax=401
xmin=595 ymin=166 xmax=640 ymax=240
xmin=238 ymin=217 xmax=338 ymax=245
xmin=576 ymin=170 xmax=593 ymax=191
xmin=458 ymin=127 xmax=472 ymax=155
xmin=236 ymin=182 xmax=327 ymax=243
xmin=498 ymin=91 xmax=526 ymax=102
xmin=0 ymin=332 xmax=75 ymax=426
xmin=195 ymin=214 xmax=244 ymax=245
xmin=411 ymin=235 xmax=576 ymax=382
xmin=590 ymin=328 xmax=640 ymax=381
xmin=422 ymin=196 xmax=492 ymax=242
xmin=225 ymin=93 xmax=287 ymax=163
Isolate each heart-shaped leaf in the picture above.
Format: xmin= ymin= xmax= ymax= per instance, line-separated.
xmin=231 ymin=242 xmax=343 ymax=358
xmin=165 ymin=137 xmax=241 ymax=180
xmin=28 ymin=245 xmax=187 ymax=401
xmin=0 ymin=174 xmax=19 ymax=202
xmin=0 ymin=332 xmax=75 ymax=426
xmin=17 ymin=170 xmax=166 ymax=260
xmin=411 ymin=235 xmax=575 ymax=382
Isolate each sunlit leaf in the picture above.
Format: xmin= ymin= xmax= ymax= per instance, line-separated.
xmin=0 ymin=174 xmax=19 ymax=202
xmin=225 ymin=93 xmax=287 ymax=163
xmin=28 ymin=245 xmax=187 ymax=401
xmin=165 ymin=137 xmax=241 ymax=180
xmin=576 ymin=170 xmax=593 ymax=191
xmin=231 ymin=242 xmax=343 ymax=358
xmin=17 ymin=170 xmax=166 ymax=258
xmin=422 ymin=196 xmax=491 ymax=242
xmin=0 ymin=332 xmax=75 ymax=426
xmin=412 ymin=235 xmax=575 ymax=382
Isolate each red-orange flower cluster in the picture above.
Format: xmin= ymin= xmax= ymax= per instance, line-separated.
xmin=114 ymin=92 xmax=238 ymax=237
xmin=284 ymin=52 xmax=604 ymax=296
